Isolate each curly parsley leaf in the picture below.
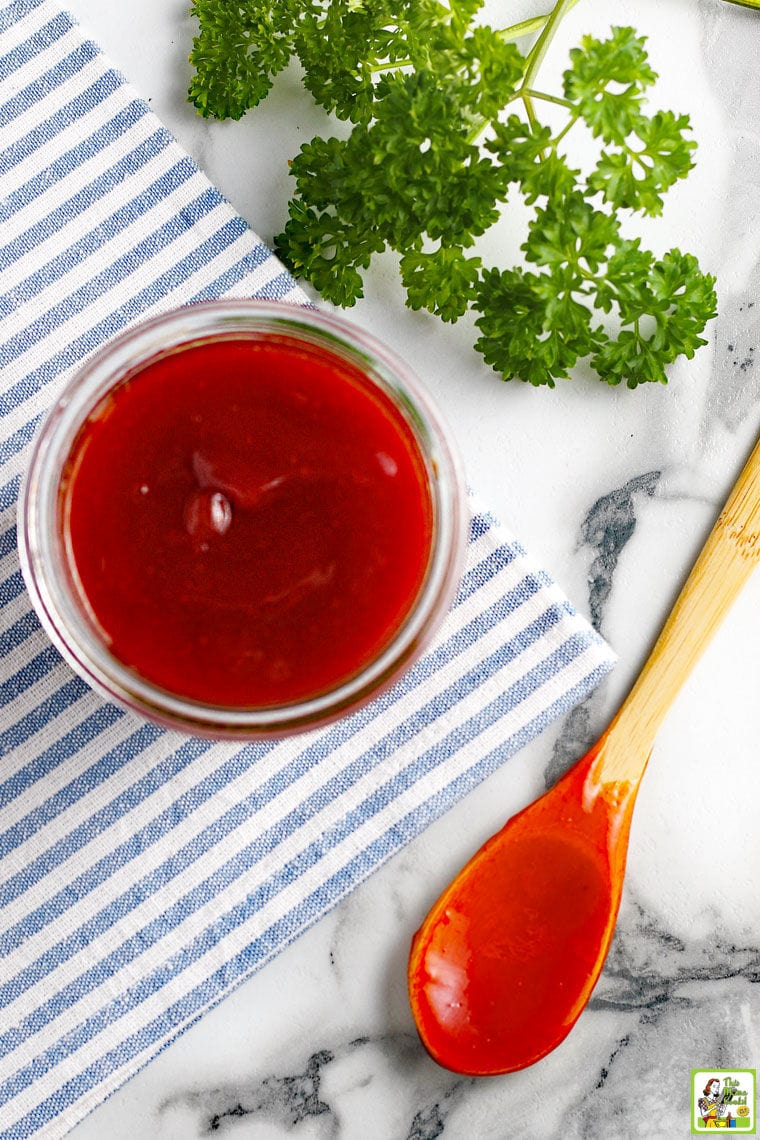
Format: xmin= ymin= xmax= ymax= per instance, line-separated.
xmin=523 ymin=193 xmax=620 ymax=273
xmin=188 ymin=0 xmax=301 ymax=120
xmin=563 ymin=26 xmax=656 ymax=144
xmin=590 ymin=248 xmax=717 ymax=387
xmin=488 ymin=116 xmax=580 ymax=203
xmin=474 ymin=267 xmax=597 ymax=387
xmin=400 ymin=246 xmax=482 ymax=322
xmin=588 ymin=109 xmax=697 ymax=215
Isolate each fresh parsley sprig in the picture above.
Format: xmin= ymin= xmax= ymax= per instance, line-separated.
xmin=189 ymin=0 xmax=718 ymax=388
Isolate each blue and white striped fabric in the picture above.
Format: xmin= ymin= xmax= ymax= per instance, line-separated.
xmin=0 ymin=2 xmax=616 ymax=1135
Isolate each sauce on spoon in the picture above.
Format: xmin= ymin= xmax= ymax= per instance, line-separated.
xmin=409 ymin=746 xmax=639 ymax=1074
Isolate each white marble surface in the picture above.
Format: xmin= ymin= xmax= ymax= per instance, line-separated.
xmin=61 ymin=0 xmax=760 ymax=1135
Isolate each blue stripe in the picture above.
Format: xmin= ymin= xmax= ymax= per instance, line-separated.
xmin=469 ymin=511 xmax=492 ymax=542
xmin=0 ymin=157 xmax=198 ymax=321
xmin=0 ymin=593 xmax=565 ymax=1032
xmin=0 ymin=705 xmax=135 ymax=858
xmin=0 ymin=737 xmax=263 ymax=958
xmin=0 ymin=609 xmax=39 ymax=659
xmin=0 ymin=11 xmax=71 ymax=82
xmin=0 ymin=524 xmax=17 ymax=559
xmin=0 ymin=186 xmax=226 ymax=377
xmin=0 ymin=629 xmax=600 ymax=1108
xmin=0 ymin=0 xmax=46 ymax=35
xmin=259 ymin=269 xmax=305 ymax=301
xmin=0 ymin=675 xmax=87 ymax=758
xmin=0 ymin=211 xmax=248 ymax=422
xmin=399 ymin=663 xmax=614 ymax=841
xmin=1 ymin=64 xmax=121 ymax=174
xmin=456 ymin=543 xmax=521 ymax=603
xmin=0 ymin=719 xmax=159 ymax=879
xmin=0 ymin=569 xmax=28 ymax=610
xmin=0 ymin=128 xmax=172 ymax=272
xmin=0 ymin=644 xmax=61 ymax=707
xmin=0 ymin=98 xmax=148 ymax=223
xmin=0 ymin=40 xmax=100 ymax=136
xmin=0 ymin=476 xmax=20 ymax=513
xmin=191 ymin=259 xmax=294 ymax=305
xmin=0 ymin=413 xmax=40 ymax=468
xmin=0 ymin=679 xmax=105 ymax=788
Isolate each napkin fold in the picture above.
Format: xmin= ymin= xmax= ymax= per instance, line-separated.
xmin=0 ymin=2 xmax=616 ymax=1135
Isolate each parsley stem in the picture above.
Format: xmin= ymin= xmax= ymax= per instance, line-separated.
xmin=468 ymin=87 xmax=575 ymax=145
xmin=518 ymin=0 xmax=577 ymax=156
xmin=522 ymin=92 xmax=540 ymax=134
xmin=523 ymin=88 xmax=574 ymax=109
xmin=522 ymin=0 xmax=577 ymax=93
xmin=620 ymin=141 xmax=652 ymax=173
xmin=370 ymin=58 xmax=411 ymax=74
xmin=496 ymin=0 xmax=580 ymax=44
xmin=552 ymin=113 xmax=579 ymax=147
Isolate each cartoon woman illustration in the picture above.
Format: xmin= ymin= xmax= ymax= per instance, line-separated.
xmin=698 ymin=1079 xmax=734 ymax=1128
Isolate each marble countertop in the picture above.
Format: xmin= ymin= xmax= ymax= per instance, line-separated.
xmin=61 ymin=0 xmax=760 ymax=1135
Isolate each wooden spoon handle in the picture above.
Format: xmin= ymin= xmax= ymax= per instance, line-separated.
xmin=598 ymin=434 xmax=760 ymax=784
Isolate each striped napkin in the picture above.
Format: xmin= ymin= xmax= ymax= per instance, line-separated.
xmin=0 ymin=1 xmax=616 ymax=1135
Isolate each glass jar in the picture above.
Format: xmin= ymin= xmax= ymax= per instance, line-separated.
xmin=19 ymin=300 xmax=468 ymax=739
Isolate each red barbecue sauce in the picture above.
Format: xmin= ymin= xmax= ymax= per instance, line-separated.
xmin=408 ymin=749 xmax=631 ymax=1075
xmin=60 ymin=336 xmax=434 ymax=708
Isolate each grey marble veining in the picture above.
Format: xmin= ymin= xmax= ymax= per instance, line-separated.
xmin=581 ymin=472 xmax=663 ymax=633
xmin=156 ymin=1036 xmax=476 ymax=1139
xmin=55 ymin=0 xmax=760 ymax=1136
xmin=546 ymin=469 xmax=661 ymax=786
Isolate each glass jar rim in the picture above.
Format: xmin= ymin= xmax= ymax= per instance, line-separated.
xmin=19 ymin=299 xmax=468 ymax=739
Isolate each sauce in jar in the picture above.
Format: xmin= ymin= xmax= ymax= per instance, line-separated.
xmin=59 ymin=335 xmax=434 ymax=709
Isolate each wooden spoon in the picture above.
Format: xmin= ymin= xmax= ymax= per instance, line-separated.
xmin=408 ymin=435 xmax=760 ymax=1076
